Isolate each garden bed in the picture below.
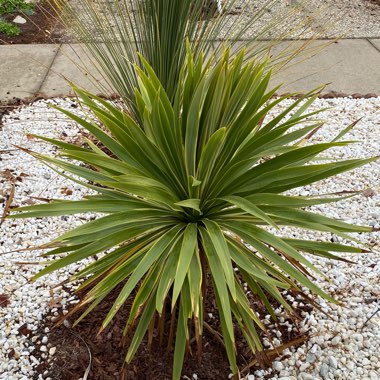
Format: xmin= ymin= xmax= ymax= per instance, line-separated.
xmin=0 ymin=0 xmax=67 ymax=44
xmin=0 ymin=96 xmax=379 ymax=380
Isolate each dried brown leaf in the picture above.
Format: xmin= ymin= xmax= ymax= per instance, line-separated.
xmin=0 ymin=293 xmax=10 ymax=307
xmin=241 ymin=335 xmax=308 ymax=374
xmin=362 ymin=188 xmax=376 ymax=198
xmin=48 ymin=297 xmax=63 ymax=308
xmin=0 ymin=177 xmax=15 ymax=226
xmin=18 ymin=323 xmax=32 ymax=337
xmin=60 ymin=187 xmax=73 ymax=196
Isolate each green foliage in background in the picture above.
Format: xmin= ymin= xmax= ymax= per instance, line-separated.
xmin=0 ymin=0 xmax=34 ymax=37
xmin=0 ymin=0 xmax=34 ymax=15
xmin=0 ymin=18 xmax=20 ymax=35
xmin=11 ymin=48 xmax=374 ymax=379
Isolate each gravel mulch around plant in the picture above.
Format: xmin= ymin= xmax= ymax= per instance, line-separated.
xmin=0 ymin=97 xmax=379 ymax=380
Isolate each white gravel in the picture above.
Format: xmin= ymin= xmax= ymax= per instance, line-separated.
xmin=0 ymin=99 xmax=93 ymax=380
xmin=223 ymin=0 xmax=380 ymax=39
xmin=0 ymin=97 xmax=379 ymax=379
xmin=67 ymin=0 xmax=380 ymax=44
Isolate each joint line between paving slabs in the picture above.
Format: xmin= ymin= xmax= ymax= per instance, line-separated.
xmin=36 ymin=43 xmax=62 ymax=95
xmin=366 ymin=39 xmax=380 ymax=54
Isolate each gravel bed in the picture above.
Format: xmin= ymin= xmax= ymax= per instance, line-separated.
xmin=66 ymin=0 xmax=380 ymax=43
xmin=0 ymin=97 xmax=379 ymax=379
xmin=224 ymin=0 xmax=380 ymax=39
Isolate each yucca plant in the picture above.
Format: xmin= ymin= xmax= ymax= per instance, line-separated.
xmin=11 ymin=48 xmax=375 ymax=379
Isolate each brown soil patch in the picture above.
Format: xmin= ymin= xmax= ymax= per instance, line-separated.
xmin=0 ymin=1 xmax=68 ymax=45
xmin=32 ymin=283 xmax=310 ymax=380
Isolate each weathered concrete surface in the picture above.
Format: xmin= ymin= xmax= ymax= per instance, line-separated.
xmin=0 ymin=45 xmax=58 ymax=101
xmin=270 ymin=39 xmax=380 ymax=95
xmin=39 ymin=44 xmax=111 ymax=98
xmin=369 ymin=39 xmax=380 ymax=53
xmin=1 ymin=39 xmax=380 ymax=101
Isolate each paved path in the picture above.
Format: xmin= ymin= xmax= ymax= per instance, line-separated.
xmin=1 ymin=39 xmax=380 ymax=102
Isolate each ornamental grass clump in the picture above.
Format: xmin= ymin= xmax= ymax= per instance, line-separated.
xmin=10 ymin=48 xmax=375 ymax=379
xmin=49 ymin=0 xmax=319 ymax=119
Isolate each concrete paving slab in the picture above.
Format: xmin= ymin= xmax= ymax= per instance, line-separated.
xmin=40 ymin=42 xmax=215 ymax=98
xmin=369 ymin=39 xmax=380 ymax=52
xmin=2 ymin=39 xmax=380 ymax=102
xmin=39 ymin=44 xmax=112 ymax=98
xmin=0 ymin=44 xmax=58 ymax=101
xmin=270 ymin=39 xmax=380 ymax=94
